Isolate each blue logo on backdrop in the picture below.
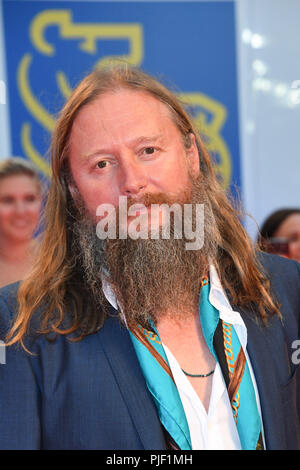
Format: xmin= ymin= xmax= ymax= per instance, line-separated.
xmin=3 ymin=1 xmax=240 ymax=193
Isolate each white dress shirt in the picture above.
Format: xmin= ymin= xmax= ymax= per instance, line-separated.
xmin=102 ymin=265 xmax=265 ymax=450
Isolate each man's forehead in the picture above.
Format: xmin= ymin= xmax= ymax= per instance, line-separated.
xmin=69 ymin=88 xmax=180 ymax=149
xmin=73 ymin=89 xmax=174 ymax=129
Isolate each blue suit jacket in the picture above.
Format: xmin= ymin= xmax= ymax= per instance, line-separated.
xmin=0 ymin=253 xmax=299 ymax=450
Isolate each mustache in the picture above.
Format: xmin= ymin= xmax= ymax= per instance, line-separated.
xmin=124 ymin=188 xmax=192 ymax=208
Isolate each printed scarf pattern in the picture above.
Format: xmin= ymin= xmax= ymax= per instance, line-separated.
xmin=129 ymin=279 xmax=262 ymax=450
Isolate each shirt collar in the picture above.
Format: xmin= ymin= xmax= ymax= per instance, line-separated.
xmin=101 ymin=265 xmax=247 ymax=343
xmin=102 ymin=275 xmax=118 ymax=310
xmin=209 ymin=265 xmax=248 ymax=348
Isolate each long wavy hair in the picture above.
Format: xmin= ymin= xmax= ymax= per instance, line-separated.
xmin=6 ymin=65 xmax=280 ymax=350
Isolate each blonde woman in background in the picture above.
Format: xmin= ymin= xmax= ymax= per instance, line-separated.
xmin=0 ymin=157 xmax=43 ymax=288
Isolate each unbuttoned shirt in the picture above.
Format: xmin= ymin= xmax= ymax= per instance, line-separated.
xmin=102 ymin=265 xmax=265 ymax=450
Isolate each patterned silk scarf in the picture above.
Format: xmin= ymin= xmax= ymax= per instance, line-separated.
xmin=129 ymin=279 xmax=263 ymax=450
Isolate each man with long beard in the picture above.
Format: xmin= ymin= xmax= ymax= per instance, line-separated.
xmin=0 ymin=65 xmax=300 ymax=450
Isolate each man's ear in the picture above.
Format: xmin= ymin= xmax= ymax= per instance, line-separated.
xmin=186 ymin=133 xmax=200 ymax=177
xmin=68 ymin=181 xmax=78 ymax=200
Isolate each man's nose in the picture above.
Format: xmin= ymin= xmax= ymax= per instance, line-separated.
xmin=119 ymin=158 xmax=147 ymax=196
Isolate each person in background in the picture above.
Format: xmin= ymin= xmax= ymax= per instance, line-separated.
xmin=0 ymin=157 xmax=43 ymax=288
xmin=259 ymin=208 xmax=300 ymax=262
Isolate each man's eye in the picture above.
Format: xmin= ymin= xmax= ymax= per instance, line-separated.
xmin=97 ymin=161 xmax=108 ymax=169
xmin=143 ymin=147 xmax=156 ymax=155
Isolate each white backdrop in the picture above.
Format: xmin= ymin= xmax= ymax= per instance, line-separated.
xmin=0 ymin=0 xmax=300 ymax=240
xmin=236 ymin=0 xmax=300 ymax=238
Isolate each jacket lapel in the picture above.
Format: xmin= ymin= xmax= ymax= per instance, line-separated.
xmin=240 ymin=310 xmax=287 ymax=449
xmin=99 ymin=307 xmax=289 ymax=449
xmin=99 ymin=315 xmax=167 ymax=450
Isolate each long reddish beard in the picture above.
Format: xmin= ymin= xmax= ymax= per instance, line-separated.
xmin=72 ymin=174 xmax=219 ymax=327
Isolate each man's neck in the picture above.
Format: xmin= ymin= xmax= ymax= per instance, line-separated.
xmin=156 ymin=309 xmax=216 ymax=413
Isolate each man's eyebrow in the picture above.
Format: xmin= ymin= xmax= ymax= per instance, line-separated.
xmin=82 ymin=135 xmax=164 ymax=160
xmin=133 ymin=134 xmax=164 ymax=145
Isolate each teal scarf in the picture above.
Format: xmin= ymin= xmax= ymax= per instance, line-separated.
xmin=129 ymin=280 xmax=262 ymax=450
